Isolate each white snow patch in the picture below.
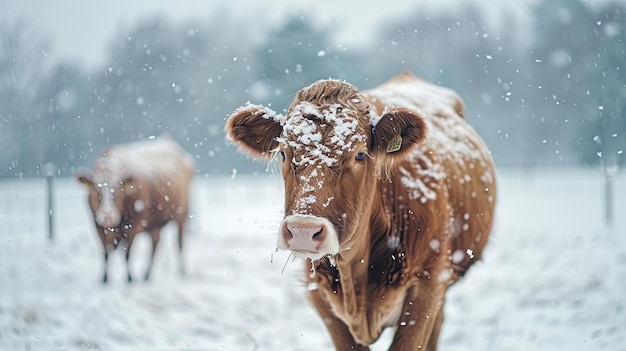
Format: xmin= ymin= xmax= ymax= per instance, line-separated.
xmin=400 ymin=166 xmax=440 ymax=201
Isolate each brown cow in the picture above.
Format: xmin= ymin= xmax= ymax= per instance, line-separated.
xmin=75 ymin=135 xmax=195 ymax=283
xmin=226 ymin=72 xmax=496 ymax=350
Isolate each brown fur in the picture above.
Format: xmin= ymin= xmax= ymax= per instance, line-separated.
xmin=225 ymin=105 xmax=283 ymax=158
xmin=75 ymin=136 xmax=195 ymax=283
xmin=225 ymin=72 xmax=496 ymax=350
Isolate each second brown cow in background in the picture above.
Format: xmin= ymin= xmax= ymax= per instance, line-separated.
xmin=75 ymin=135 xmax=195 ymax=283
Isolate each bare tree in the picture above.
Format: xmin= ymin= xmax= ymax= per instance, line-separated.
xmin=0 ymin=16 xmax=51 ymax=177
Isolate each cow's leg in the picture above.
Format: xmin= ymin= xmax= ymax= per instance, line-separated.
xmin=102 ymin=250 xmax=109 ymax=284
xmin=308 ymin=290 xmax=371 ymax=351
xmin=124 ymin=246 xmax=132 ymax=283
xmin=144 ymin=228 xmax=161 ymax=281
xmin=388 ymin=283 xmax=446 ymax=351
xmin=123 ymin=235 xmax=137 ymax=283
xmin=98 ymin=228 xmax=109 ymax=284
xmin=426 ymin=302 xmax=445 ymax=351
xmin=176 ymin=219 xmax=186 ymax=276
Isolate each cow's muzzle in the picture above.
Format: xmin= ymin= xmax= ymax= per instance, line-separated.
xmin=278 ymin=215 xmax=339 ymax=260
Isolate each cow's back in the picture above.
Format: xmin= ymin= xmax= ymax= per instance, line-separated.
xmin=96 ymin=137 xmax=194 ymax=185
xmin=364 ymin=73 xmax=496 ymax=275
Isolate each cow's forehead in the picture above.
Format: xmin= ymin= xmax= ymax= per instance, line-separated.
xmin=278 ymin=102 xmax=368 ymax=168
xmin=92 ymin=171 xmax=123 ymax=189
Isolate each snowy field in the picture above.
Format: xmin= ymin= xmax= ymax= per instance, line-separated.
xmin=0 ymin=169 xmax=625 ymax=351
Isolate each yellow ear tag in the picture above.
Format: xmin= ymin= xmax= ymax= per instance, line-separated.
xmin=386 ymin=135 xmax=403 ymax=153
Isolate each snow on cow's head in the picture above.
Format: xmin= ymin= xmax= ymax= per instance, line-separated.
xmin=226 ymin=79 xmax=427 ymax=172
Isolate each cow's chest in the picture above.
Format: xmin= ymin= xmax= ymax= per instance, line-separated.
xmin=364 ymin=285 xmax=407 ymax=330
xmin=313 ymin=270 xmax=409 ymax=342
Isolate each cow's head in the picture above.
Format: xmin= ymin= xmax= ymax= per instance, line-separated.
xmin=226 ymin=80 xmax=427 ymax=260
xmin=74 ymin=166 xmax=136 ymax=229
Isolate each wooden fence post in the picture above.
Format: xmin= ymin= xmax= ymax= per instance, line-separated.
xmin=44 ymin=163 xmax=56 ymax=241
xmin=603 ymin=160 xmax=617 ymax=227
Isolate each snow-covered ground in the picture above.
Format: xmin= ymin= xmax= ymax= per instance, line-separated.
xmin=0 ymin=169 xmax=624 ymax=351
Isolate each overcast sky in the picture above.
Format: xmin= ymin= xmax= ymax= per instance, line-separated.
xmin=12 ymin=0 xmax=610 ymax=70
xmin=2 ymin=0 xmax=423 ymax=68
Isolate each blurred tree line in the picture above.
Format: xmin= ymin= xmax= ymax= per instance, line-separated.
xmin=1 ymin=0 xmax=624 ymax=178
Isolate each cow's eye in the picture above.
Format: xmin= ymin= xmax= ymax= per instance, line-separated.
xmin=355 ymin=152 xmax=366 ymax=161
xmin=280 ymin=151 xmax=286 ymax=161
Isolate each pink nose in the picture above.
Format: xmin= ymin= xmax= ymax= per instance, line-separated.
xmin=282 ymin=217 xmax=328 ymax=253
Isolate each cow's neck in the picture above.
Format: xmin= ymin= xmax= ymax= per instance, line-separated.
xmin=335 ymin=221 xmax=372 ymax=316
xmin=332 ymin=181 xmax=387 ymax=340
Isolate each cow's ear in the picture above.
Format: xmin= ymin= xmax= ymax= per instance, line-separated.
xmin=371 ymin=107 xmax=427 ymax=157
xmin=226 ymin=104 xmax=283 ymax=159
xmin=74 ymin=167 xmax=94 ymax=187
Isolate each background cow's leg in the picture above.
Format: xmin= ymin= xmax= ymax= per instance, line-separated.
xmin=176 ymin=219 xmax=186 ymax=276
xmin=97 ymin=228 xmax=109 ymax=284
xmin=308 ymin=290 xmax=371 ymax=351
xmin=124 ymin=248 xmax=132 ymax=282
xmin=102 ymin=250 xmax=109 ymax=284
xmin=124 ymin=236 xmax=134 ymax=283
xmin=388 ymin=283 xmax=446 ymax=351
xmin=144 ymin=228 xmax=161 ymax=281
